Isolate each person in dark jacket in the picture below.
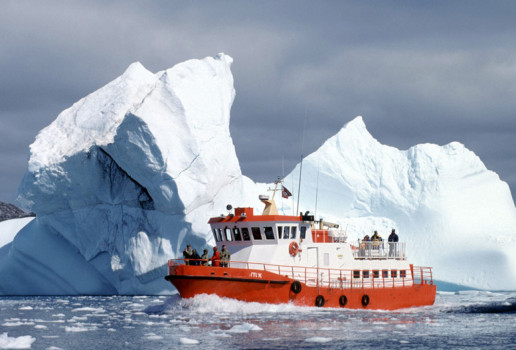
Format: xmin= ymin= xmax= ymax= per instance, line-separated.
xmin=183 ymin=244 xmax=193 ymax=265
xmin=388 ymin=229 xmax=399 ymax=257
xmin=191 ymin=249 xmax=201 ymax=266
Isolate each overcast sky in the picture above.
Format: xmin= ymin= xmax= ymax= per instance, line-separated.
xmin=1 ymin=0 xmax=516 ymax=206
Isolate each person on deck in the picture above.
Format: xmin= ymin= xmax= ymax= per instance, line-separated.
xmin=183 ymin=244 xmax=193 ymax=265
xmin=388 ymin=229 xmax=399 ymax=257
xmin=210 ymin=246 xmax=221 ymax=267
xmin=191 ymin=249 xmax=201 ymax=266
xmin=220 ymin=245 xmax=231 ymax=267
xmin=200 ymin=249 xmax=210 ymax=266
xmin=371 ymin=231 xmax=382 ymax=250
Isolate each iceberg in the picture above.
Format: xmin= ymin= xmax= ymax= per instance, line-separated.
xmin=1 ymin=54 xmax=515 ymax=294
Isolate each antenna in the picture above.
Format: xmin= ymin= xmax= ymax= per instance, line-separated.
xmin=314 ymin=156 xmax=320 ymax=220
xmin=296 ymin=110 xmax=308 ymax=215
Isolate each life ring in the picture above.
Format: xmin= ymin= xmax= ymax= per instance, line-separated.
xmin=361 ymin=294 xmax=370 ymax=307
xmin=289 ymin=242 xmax=300 ymax=256
xmin=291 ymin=280 xmax=302 ymax=294
xmin=315 ymin=295 xmax=325 ymax=307
xmin=339 ymin=295 xmax=348 ymax=307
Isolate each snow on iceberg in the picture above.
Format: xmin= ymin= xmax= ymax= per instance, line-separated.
xmin=1 ymin=54 xmax=515 ymax=294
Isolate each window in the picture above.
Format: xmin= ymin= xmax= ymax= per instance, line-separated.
xmin=300 ymin=226 xmax=306 ymax=239
xmin=363 ymin=270 xmax=370 ymax=279
xmin=400 ymin=270 xmax=406 ymax=278
xmin=382 ymin=270 xmax=389 ymax=278
xmin=278 ymin=226 xmax=283 ymax=239
xmin=283 ymin=226 xmax=290 ymax=239
xmin=373 ymin=270 xmax=380 ymax=279
xmin=391 ymin=270 xmax=398 ymax=278
xmin=217 ymin=228 xmax=223 ymax=242
xmin=233 ymin=227 xmax=242 ymax=241
xmin=213 ymin=229 xmax=219 ymax=242
xmin=291 ymin=226 xmax=297 ymax=239
xmin=242 ymin=227 xmax=251 ymax=241
xmin=225 ymin=228 xmax=233 ymax=241
xmin=264 ymin=226 xmax=275 ymax=240
xmin=353 ymin=270 xmax=360 ymax=279
xmin=251 ymin=227 xmax=262 ymax=240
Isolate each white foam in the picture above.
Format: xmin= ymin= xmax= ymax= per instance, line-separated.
xmin=0 ymin=332 xmax=36 ymax=349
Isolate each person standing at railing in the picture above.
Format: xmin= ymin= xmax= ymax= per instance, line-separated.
xmin=388 ymin=229 xmax=399 ymax=257
xmin=210 ymin=246 xmax=221 ymax=267
xmin=220 ymin=245 xmax=231 ymax=267
xmin=191 ymin=249 xmax=201 ymax=266
xmin=183 ymin=244 xmax=193 ymax=265
xmin=371 ymin=231 xmax=382 ymax=250
xmin=201 ymin=249 xmax=210 ymax=266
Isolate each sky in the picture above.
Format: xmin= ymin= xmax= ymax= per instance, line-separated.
xmin=1 ymin=0 xmax=516 ymax=206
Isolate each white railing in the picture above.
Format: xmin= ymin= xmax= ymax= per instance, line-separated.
xmin=353 ymin=241 xmax=406 ymax=260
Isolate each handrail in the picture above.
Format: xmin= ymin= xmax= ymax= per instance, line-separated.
xmin=354 ymin=241 xmax=406 ymax=260
xmin=168 ymin=259 xmax=433 ymax=289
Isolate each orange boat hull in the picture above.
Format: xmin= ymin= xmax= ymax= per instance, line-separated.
xmin=165 ymin=265 xmax=436 ymax=310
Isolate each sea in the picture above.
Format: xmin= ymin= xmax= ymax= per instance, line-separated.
xmin=1 ymin=291 xmax=515 ymax=350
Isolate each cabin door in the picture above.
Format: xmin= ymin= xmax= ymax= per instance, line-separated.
xmin=306 ymin=247 xmax=319 ymax=268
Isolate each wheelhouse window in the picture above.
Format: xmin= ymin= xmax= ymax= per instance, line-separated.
xmin=233 ymin=227 xmax=242 ymax=241
xmin=353 ymin=270 xmax=360 ymax=279
xmin=264 ymin=226 xmax=275 ymax=240
xmin=251 ymin=227 xmax=262 ymax=240
xmin=382 ymin=270 xmax=389 ymax=278
xmin=300 ymin=226 xmax=306 ymax=239
xmin=283 ymin=226 xmax=290 ymax=239
xmin=217 ymin=228 xmax=223 ymax=242
xmin=373 ymin=270 xmax=380 ymax=279
xmin=278 ymin=226 xmax=283 ymax=239
xmin=363 ymin=270 xmax=370 ymax=279
xmin=224 ymin=228 xmax=233 ymax=241
xmin=212 ymin=229 xmax=219 ymax=242
xmin=291 ymin=226 xmax=297 ymax=239
xmin=242 ymin=227 xmax=251 ymax=241
xmin=391 ymin=270 xmax=398 ymax=278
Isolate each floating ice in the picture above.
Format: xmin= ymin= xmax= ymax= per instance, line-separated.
xmin=0 ymin=332 xmax=36 ymax=349
xmin=304 ymin=336 xmax=333 ymax=343
xmin=227 ymin=323 xmax=263 ymax=333
xmin=179 ymin=337 xmax=200 ymax=345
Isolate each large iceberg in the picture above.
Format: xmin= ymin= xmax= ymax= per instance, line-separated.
xmin=1 ymin=54 xmax=515 ymax=294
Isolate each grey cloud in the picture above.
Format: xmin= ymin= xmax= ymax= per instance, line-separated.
xmin=1 ymin=0 xmax=515 ymax=204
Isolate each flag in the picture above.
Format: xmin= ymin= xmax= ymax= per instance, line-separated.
xmin=282 ymin=186 xmax=292 ymax=199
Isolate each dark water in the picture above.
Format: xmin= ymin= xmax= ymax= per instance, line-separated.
xmin=1 ymin=291 xmax=515 ymax=349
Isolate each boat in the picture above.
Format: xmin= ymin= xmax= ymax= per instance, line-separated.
xmin=165 ymin=183 xmax=436 ymax=310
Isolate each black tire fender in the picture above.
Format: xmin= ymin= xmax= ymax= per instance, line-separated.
xmin=291 ymin=280 xmax=302 ymax=294
xmin=361 ymin=294 xmax=370 ymax=307
xmin=339 ymin=295 xmax=348 ymax=307
xmin=315 ymin=295 xmax=325 ymax=307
